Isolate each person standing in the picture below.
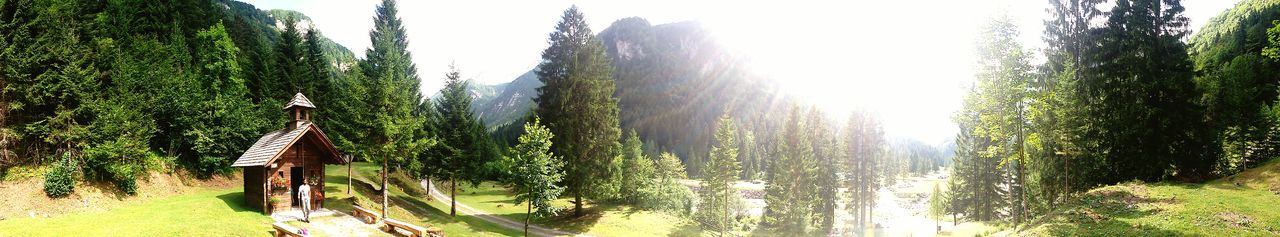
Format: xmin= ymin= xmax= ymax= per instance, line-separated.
xmin=299 ymin=178 xmax=312 ymax=222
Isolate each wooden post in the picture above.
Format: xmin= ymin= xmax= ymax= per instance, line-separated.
xmin=382 ymin=154 xmax=389 ymax=219
xmin=347 ymin=155 xmax=352 ymax=195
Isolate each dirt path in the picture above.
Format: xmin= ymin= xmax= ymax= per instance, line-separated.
xmin=419 ymin=180 xmax=589 ymax=237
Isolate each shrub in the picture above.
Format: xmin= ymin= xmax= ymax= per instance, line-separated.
xmin=84 ymin=137 xmax=149 ymax=195
xmin=107 ymin=163 xmax=138 ymax=195
xmin=43 ymin=155 xmax=77 ymax=198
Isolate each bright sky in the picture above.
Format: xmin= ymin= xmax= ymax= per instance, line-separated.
xmin=242 ymin=0 xmax=1239 ymax=144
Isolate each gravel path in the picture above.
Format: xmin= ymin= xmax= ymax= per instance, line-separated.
xmin=420 ymin=180 xmax=590 ymax=237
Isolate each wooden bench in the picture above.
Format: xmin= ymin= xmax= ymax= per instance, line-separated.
xmin=272 ymin=222 xmax=307 ymax=237
xmin=351 ymin=205 xmax=380 ymax=224
xmin=383 ymin=218 xmax=444 ymax=237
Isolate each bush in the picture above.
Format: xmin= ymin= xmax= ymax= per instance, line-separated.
xmin=640 ymin=180 xmax=695 ymax=213
xmin=107 ymin=163 xmax=138 ymax=195
xmin=44 ymin=156 xmax=77 ymax=198
xmin=84 ymin=137 xmax=149 ymax=195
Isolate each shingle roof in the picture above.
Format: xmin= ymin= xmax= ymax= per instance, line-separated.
xmin=282 ymin=93 xmax=316 ymax=110
xmin=231 ymin=123 xmax=309 ymax=167
xmin=231 ymin=122 xmax=345 ymax=167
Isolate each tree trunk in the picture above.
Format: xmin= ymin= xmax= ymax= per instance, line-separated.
xmin=382 ymin=155 xmax=389 ymax=219
xmin=1018 ymin=106 xmax=1028 ymax=230
xmin=451 ymin=177 xmax=457 ymax=217
xmin=525 ymin=199 xmax=532 ymax=237
xmin=722 ymin=184 xmax=729 ymax=236
xmin=347 ymin=160 xmax=352 ymax=195
xmin=574 ymin=189 xmax=583 ymax=217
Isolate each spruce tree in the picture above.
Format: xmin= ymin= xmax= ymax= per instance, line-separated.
xmin=762 ymin=106 xmax=815 ymax=233
xmin=808 ymin=109 xmax=839 ymax=232
xmin=844 ymin=110 xmax=885 ymax=229
xmin=619 ymin=130 xmax=658 ymax=205
xmin=697 ymin=115 xmax=741 ymax=234
xmin=434 ymin=64 xmax=487 ymax=216
xmin=973 ymin=15 xmax=1032 ymax=225
xmin=275 ymin=16 xmax=304 ymax=98
xmin=302 ymin=26 xmax=331 ymax=102
xmin=1083 ymin=0 xmax=1212 ymax=181
xmin=179 ymin=21 xmax=264 ymax=177
xmin=363 ymin=0 xmax=429 ymax=218
xmin=534 ymin=6 xmax=622 ymax=217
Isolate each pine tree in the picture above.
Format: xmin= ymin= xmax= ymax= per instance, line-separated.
xmin=1084 ymin=0 xmax=1212 ymax=181
xmin=809 ymin=109 xmax=840 ymax=232
xmin=275 ymin=15 xmax=304 ymax=98
xmin=364 ymin=0 xmax=430 ymax=218
xmin=302 ymin=26 xmax=331 ymax=104
xmin=697 ymin=115 xmax=741 ymax=234
xmin=952 ymin=93 xmax=1009 ymax=222
xmin=738 ymin=129 xmax=760 ymax=180
xmin=928 ymin=183 xmax=946 ymax=233
xmin=534 ymin=6 xmax=622 ymax=216
xmin=763 ymin=106 xmax=815 ymax=233
xmin=179 ymin=21 xmax=265 ymax=178
xmin=1037 ymin=0 xmax=1103 ymax=205
xmin=434 ymin=64 xmax=487 ymax=216
xmin=619 ymin=130 xmax=658 ymax=205
xmin=844 ymin=110 xmax=885 ymax=229
xmin=973 ymin=15 xmax=1032 ymax=226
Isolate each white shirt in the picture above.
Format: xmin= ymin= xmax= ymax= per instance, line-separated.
xmin=298 ymin=184 xmax=312 ymax=202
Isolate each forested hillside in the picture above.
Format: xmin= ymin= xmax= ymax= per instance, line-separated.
xmin=0 ymin=0 xmax=364 ymax=194
xmin=478 ymin=19 xmax=789 ymax=177
xmin=945 ymin=0 xmax=1280 ymax=230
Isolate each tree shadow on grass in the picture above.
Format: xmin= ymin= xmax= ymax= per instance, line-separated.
xmin=385 ymin=184 xmax=527 ymax=236
xmin=215 ymin=191 xmax=259 ymax=212
xmin=1040 ymin=187 xmax=1187 ymax=236
xmin=668 ymin=220 xmax=704 ymax=237
xmin=524 ymin=203 xmax=606 ymax=233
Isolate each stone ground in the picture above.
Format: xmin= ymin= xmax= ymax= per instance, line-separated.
xmin=276 ymin=208 xmax=393 ymax=237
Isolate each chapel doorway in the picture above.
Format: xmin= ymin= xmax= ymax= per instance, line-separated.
xmin=290 ymin=167 xmax=303 ymax=206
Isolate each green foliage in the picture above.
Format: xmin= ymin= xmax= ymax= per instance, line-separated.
xmin=808 ymin=109 xmax=840 ymax=232
xmin=952 ymin=93 xmax=1010 ymax=222
xmin=1086 ymin=0 xmax=1213 ymax=181
xmin=275 ymin=16 xmax=304 ymax=97
xmin=970 ymin=14 xmax=1033 ymax=224
xmin=43 ymin=153 xmax=76 ymax=198
xmin=431 ymin=64 xmax=491 ymax=186
xmin=178 ymin=21 xmax=266 ymax=178
xmin=83 ymin=100 xmax=153 ymax=194
xmin=618 ymin=130 xmax=659 ymax=205
xmin=656 ymin=152 xmax=687 ymax=181
xmin=696 ymin=116 xmax=741 ymax=233
xmin=929 ymin=183 xmax=946 ymax=221
xmin=844 ymin=109 xmax=885 ymax=229
xmin=1189 ymin=1 xmax=1280 ymax=175
xmin=1035 ymin=0 xmax=1110 ymax=207
xmin=364 ymin=0 xmax=429 ymax=166
xmin=508 ymin=117 xmax=565 ymax=219
xmin=650 ymin=151 xmax=693 ymax=213
xmin=762 ymin=106 xmax=816 ymax=234
xmin=534 ymin=6 xmax=623 ymax=215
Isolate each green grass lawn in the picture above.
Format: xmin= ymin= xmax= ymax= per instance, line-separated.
xmin=326 ymin=162 xmax=522 ymax=237
xmin=1023 ymin=159 xmax=1280 ymax=236
xmin=441 ymin=181 xmax=706 ymax=236
xmin=0 ymin=162 xmax=523 ymax=237
xmin=0 ymin=187 xmax=273 ymax=236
